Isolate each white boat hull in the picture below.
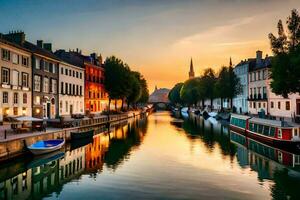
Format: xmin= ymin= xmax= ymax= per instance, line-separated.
xmin=181 ymin=107 xmax=189 ymax=118
xmin=28 ymin=140 xmax=65 ymax=155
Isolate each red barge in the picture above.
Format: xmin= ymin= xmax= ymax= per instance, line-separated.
xmin=230 ymin=114 xmax=300 ymax=152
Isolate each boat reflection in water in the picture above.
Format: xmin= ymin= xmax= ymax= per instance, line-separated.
xmin=0 ymin=116 xmax=147 ymax=200
xmin=174 ymin=114 xmax=300 ymax=199
xmin=230 ymin=130 xmax=300 ymax=198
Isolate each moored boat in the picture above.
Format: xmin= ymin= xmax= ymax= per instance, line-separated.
xmin=229 ymin=114 xmax=251 ymax=133
xmin=27 ymin=139 xmax=65 ymax=155
xmin=71 ymin=129 xmax=94 ymax=140
xmin=247 ymin=118 xmax=300 ymax=149
xmin=230 ymin=114 xmax=300 ymax=151
xmin=181 ymin=107 xmax=189 ymax=118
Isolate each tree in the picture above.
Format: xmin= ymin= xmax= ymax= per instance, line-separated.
xmin=168 ymin=82 xmax=183 ymax=106
xmin=227 ymin=65 xmax=242 ymax=108
xmin=133 ymin=71 xmax=149 ymax=104
xmin=126 ymin=72 xmax=142 ymax=108
xmin=214 ymin=67 xmax=228 ymax=109
xmin=104 ymin=56 xmax=126 ymax=111
xmin=138 ymin=78 xmax=149 ymax=104
xmin=180 ymin=78 xmax=204 ymax=107
xmin=268 ymin=9 xmax=300 ymax=97
xmin=200 ymin=68 xmax=217 ymax=108
xmin=215 ymin=66 xmax=241 ymax=109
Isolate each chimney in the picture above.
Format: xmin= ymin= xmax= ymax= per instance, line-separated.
xmin=98 ymin=54 xmax=103 ymax=65
xmin=90 ymin=53 xmax=97 ymax=64
xmin=37 ymin=40 xmax=43 ymax=48
xmin=4 ymin=31 xmax=26 ymax=44
xmin=256 ymin=50 xmax=262 ymax=64
xmin=43 ymin=43 xmax=52 ymax=52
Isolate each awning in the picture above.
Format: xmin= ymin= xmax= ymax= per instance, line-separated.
xmin=14 ymin=116 xmax=43 ymax=122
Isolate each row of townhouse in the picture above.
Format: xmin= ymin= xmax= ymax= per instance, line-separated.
xmin=0 ymin=31 xmax=109 ymax=123
xmin=233 ymin=50 xmax=300 ymax=122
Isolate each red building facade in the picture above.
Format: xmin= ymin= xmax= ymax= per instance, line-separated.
xmin=84 ymin=54 xmax=108 ymax=113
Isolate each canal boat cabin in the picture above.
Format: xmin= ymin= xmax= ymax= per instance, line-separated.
xmin=230 ymin=114 xmax=251 ymax=132
xmin=230 ymin=115 xmax=300 ymax=151
xmin=247 ymin=117 xmax=300 ymax=145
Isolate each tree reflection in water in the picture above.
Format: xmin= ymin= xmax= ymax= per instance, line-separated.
xmin=172 ymin=114 xmax=300 ymax=200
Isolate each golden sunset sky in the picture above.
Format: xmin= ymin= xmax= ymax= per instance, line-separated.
xmin=1 ymin=0 xmax=300 ymax=92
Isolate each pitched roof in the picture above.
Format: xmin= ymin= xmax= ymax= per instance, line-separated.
xmin=0 ymin=36 xmax=31 ymax=54
xmin=23 ymin=41 xmax=61 ymax=61
xmin=54 ymin=50 xmax=84 ymax=68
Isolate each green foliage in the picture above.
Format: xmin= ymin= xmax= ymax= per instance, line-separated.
xmin=180 ymin=78 xmax=204 ymax=106
xmin=214 ymin=66 xmax=241 ymax=100
xmin=169 ymin=66 xmax=241 ymax=108
xmin=104 ymin=56 xmax=149 ymax=110
xmin=127 ymin=72 xmax=142 ymax=105
xmin=269 ymin=9 xmax=300 ymax=97
xmin=168 ymin=82 xmax=183 ymax=105
xmin=214 ymin=66 xmax=228 ymax=99
xmin=133 ymin=71 xmax=149 ymax=104
xmin=104 ymin=56 xmax=126 ymax=100
xmin=200 ymin=68 xmax=217 ymax=102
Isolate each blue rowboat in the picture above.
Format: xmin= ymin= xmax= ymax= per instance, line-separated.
xmin=27 ymin=139 xmax=65 ymax=155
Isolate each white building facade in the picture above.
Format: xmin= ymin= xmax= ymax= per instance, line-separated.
xmin=0 ymin=39 xmax=32 ymax=122
xmin=267 ymin=79 xmax=300 ymax=122
xmin=58 ymin=61 xmax=85 ymax=116
xmin=247 ymin=50 xmax=300 ymax=122
xmin=248 ymin=51 xmax=269 ymax=115
xmin=233 ymin=60 xmax=249 ymax=114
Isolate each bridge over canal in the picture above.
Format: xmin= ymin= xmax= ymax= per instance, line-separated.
xmin=148 ymin=88 xmax=170 ymax=110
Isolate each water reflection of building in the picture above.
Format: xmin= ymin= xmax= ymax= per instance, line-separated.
xmin=230 ymin=131 xmax=300 ymax=179
xmin=85 ymin=134 xmax=109 ymax=172
xmin=0 ymin=170 xmax=32 ymax=200
xmin=31 ymin=159 xmax=60 ymax=198
xmin=0 ymin=146 xmax=88 ymax=199
xmin=59 ymin=146 xmax=86 ymax=183
xmin=231 ymin=131 xmax=300 ymax=199
xmin=0 ymin=116 xmax=148 ymax=199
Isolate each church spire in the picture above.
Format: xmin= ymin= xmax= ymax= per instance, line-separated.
xmin=229 ymin=57 xmax=232 ymax=67
xmin=189 ymin=58 xmax=195 ymax=79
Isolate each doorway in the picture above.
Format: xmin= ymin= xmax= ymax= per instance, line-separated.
xmin=47 ymin=102 xmax=51 ymax=119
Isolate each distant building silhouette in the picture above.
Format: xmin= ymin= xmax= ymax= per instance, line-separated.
xmin=189 ymin=58 xmax=195 ymax=79
xmin=149 ymin=88 xmax=170 ymax=103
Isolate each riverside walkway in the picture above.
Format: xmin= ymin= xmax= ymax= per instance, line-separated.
xmin=0 ymin=110 xmax=149 ymax=162
xmin=0 ymin=110 xmax=146 ymax=143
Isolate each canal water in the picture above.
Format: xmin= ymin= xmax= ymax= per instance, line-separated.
xmin=0 ymin=111 xmax=300 ymax=200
